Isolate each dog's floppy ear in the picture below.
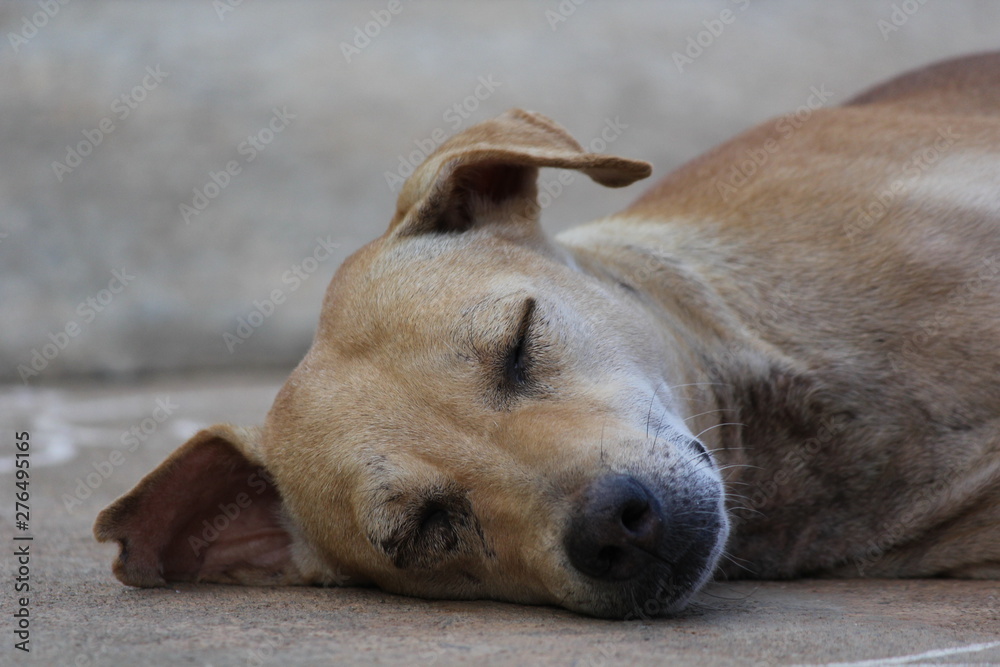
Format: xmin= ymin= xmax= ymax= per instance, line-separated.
xmin=93 ymin=424 xmax=307 ymax=587
xmin=390 ymin=108 xmax=651 ymax=236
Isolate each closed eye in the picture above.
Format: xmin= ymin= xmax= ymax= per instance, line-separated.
xmin=379 ymin=492 xmax=471 ymax=569
xmin=417 ymin=503 xmax=452 ymax=538
xmin=502 ymin=298 xmax=535 ymax=389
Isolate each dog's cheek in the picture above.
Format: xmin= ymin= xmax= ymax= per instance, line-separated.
xmin=280 ymin=509 xmax=367 ymax=586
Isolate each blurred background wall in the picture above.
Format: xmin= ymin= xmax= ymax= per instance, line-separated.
xmin=4 ymin=0 xmax=1000 ymax=384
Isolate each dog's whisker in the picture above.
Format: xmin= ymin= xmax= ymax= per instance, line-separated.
xmin=672 ymin=510 xmax=722 ymax=521
xmin=727 ymin=505 xmax=766 ymax=517
xmin=721 ymin=552 xmax=755 ymax=567
xmin=692 ymin=422 xmax=746 ymax=440
xmin=651 ymin=408 xmax=668 ymax=450
xmin=683 ymin=408 xmax=737 ymax=423
xmin=716 ymin=463 xmax=760 ymax=472
xmin=705 ymin=445 xmax=753 ymax=455
xmin=666 ymin=382 xmax=734 ymax=391
xmin=645 ymin=381 xmax=667 ymax=438
xmin=729 ymin=505 xmax=764 ymax=516
xmin=684 ymin=457 xmax=725 ymax=478
xmin=681 ymin=455 xmax=711 ymax=471
xmin=717 ymin=555 xmax=756 ymax=575
xmin=685 ymin=600 xmax=728 ymax=613
xmin=699 ymin=581 xmax=761 ymax=602
xmin=724 ymin=493 xmax=761 ymax=505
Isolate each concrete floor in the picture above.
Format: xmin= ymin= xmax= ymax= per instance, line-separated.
xmin=3 ymin=372 xmax=999 ymax=666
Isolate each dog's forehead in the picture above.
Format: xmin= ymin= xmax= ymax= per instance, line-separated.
xmin=363 ymin=231 xmax=546 ymax=292
xmin=318 ymin=233 xmax=556 ymax=351
xmin=281 ymin=234 xmax=545 ymax=432
xmin=272 ymin=230 xmax=603 ymax=456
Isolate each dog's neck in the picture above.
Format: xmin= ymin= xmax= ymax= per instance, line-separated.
xmin=557 ymin=220 xmax=806 ymax=478
xmin=559 ymin=218 xmax=883 ymax=576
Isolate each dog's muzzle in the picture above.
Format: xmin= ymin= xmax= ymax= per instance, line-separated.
xmin=563 ymin=473 xmax=725 ymax=618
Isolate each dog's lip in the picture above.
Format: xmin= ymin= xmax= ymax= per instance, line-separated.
xmin=576 ymin=533 xmax=722 ymax=618
xmin=564 ymin=558 xmax=702 ymax=619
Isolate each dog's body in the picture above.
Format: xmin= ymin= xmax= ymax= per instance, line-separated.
xmin=96 ymin=53 xmax=1000 ymax=618
xmin=574 ymin=53 xmax=1000 ymax=581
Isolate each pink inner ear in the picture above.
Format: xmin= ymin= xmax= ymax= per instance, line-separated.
xmin=120 ymin=439 xmax=293 ymax=584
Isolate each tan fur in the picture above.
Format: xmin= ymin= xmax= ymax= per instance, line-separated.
xmin=96 ymin=53 xmax=1000 ymax=618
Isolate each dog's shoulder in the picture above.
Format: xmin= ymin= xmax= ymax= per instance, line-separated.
xmin=625 ymin=52 xmax=1000 ymax=224
xmin=846 ymin=51 xmax=1000 ymax=118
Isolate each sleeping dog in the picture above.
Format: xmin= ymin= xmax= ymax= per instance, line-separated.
xmin=96 ymin=52 xmax=1000 ymax=618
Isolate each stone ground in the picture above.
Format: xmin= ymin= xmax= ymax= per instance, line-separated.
xmin=2 ymin=372 xmax=998 ymax=666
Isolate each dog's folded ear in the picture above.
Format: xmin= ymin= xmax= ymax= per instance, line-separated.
xmin=389 ymin=108 xmax=652 ymax=236
xmin=93 ymin=424 xmax=307 ymax=587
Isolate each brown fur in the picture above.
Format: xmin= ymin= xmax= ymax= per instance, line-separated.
xmin=95 ymin=53 xmax=1000 ymax=617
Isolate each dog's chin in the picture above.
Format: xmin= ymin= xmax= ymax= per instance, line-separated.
xmin=569 ymin=533 xmax=726 ymax=619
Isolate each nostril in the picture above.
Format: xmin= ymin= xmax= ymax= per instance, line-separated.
xmin=595 ymin=545 xmax=619 ymax=573
xmin=620 ymin=498 xmax=650 ymax=533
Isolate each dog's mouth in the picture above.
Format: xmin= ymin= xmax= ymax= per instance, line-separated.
xmin=560 ymin=473 xmax=728 ymax=619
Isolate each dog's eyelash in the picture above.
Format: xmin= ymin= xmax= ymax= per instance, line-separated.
xmin=407 ymin=501 xmax=459 ymax=558
xmin=377 ymin=487 xmax=478 ymax=569
xmin=501 ymin=298 xmax=536 ymax=390
xmin=416 ymin=502 xmax=452 ymax=537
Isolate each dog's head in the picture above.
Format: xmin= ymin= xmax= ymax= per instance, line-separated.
xmin=95 ymin=110 xmax=730 ymax=618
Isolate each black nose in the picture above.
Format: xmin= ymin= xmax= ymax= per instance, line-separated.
xmin=564 ymin=475 xmax=665 ymax=580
